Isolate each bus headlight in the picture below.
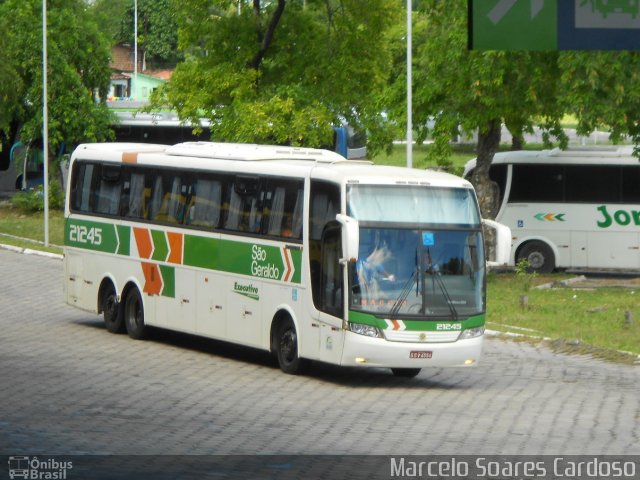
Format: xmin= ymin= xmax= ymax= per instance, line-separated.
xmin=458 ymin=326 xmax=485 ymax=340
xmin=348 ymin=323 xmax=383 ymax=338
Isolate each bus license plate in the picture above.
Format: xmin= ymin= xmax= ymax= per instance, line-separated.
xmin=410 ymin=351 xmax=432 ymax=359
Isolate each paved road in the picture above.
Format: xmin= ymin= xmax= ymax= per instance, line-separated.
xmin=0 ymin=249 xmax=638 ymax=458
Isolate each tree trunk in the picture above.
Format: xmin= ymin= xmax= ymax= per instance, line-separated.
xmin=471 ymin=119 xmax=502 ymax=263
xmin=247 ymin=0 xmax=286 ymax=70
xmin=472 ymin=118 xmax=501 ymax=219
xmin=511 ymin=134 xmax=523 ymax=151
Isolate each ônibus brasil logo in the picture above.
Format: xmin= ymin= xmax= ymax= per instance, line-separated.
xmin=8 ymin=456 xmax=73 ymax=479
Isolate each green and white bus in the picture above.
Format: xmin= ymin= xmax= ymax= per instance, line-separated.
xmin=64 ymin=142 xmax=509 ymax=377
xmin=464 ymin=146 xmax=640 ymax=273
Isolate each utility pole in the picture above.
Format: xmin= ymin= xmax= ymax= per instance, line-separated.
xmin=406 ymin=0 xmax=413 ymax=168
xmin=133 ymin=0 xmax=138 ymax=99
xmin=42 ymin=0 xmax=49 ymax=246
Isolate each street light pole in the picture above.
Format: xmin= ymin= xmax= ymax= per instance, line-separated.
xmin=406 ymin=0 xmax=413 ymax=169
xmin=42 ymin=0 xmax=49 ymax=247
xmin=133 ymin=0 xmax=138 ymax=99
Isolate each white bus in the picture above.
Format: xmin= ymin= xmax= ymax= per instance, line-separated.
xmin=64 ymin=142 xmax=509 ymax=377
xmin=464 ymin=146 xmax=640 ymax=273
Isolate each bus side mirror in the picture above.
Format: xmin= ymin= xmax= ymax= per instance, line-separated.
xmin=482 ymin=218 xmax=511 ymax=267
xmin=336 ymin=214 xmax=359 ymax=264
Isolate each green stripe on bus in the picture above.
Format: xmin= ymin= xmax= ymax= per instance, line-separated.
xmin=116 ymin=225 xmax=130 ymax=256
xmin=151 ymin=229 xmax=168 ymax=262
xmin=160 ymin=265 xmax=175 ymax=298
xmin=348 ymin=310 xmax=485 ymax=331
xmin=66 ymin=219 xmax=301 ymax=284
xmin=183 ymin=236 xmax=301 ymax=284
xmin=65 ymin=219 xmax=120 ymax=254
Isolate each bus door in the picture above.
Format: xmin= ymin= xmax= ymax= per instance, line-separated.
xmin=316 ymin=222 xmax=345 ymax=364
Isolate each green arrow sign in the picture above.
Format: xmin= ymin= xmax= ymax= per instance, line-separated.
xmin=471 ymin=0 xmax=558 ymax=50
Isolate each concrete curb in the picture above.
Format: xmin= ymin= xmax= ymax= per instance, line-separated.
xmin=0 ymin=243 xmax=63 ymax=260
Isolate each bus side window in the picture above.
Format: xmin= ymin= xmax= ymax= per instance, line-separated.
xmin=95 ymin=165 xmax=121 ymax=216
xmin=188 ymin=177 xmax=222 ymax=228
xmin=148 ymin=175 xmax=164 ymax=220
xmin=265 ymin=180 xmax=304 ymax=239
xmin=224 ymin=176 xmax=262 ymax=232
xmin=70 ymin=162 xmax=95 ymax=213
xmin=123 ymin=171 xmax=146 ymax=219
xmin=148 ymin=173 xmax=189 ymax=224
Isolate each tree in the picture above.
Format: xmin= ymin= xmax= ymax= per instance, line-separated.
xmin=90 ymin=0 xmax=129 ymax=44
xmin=389 ymin=1 xmax=565 ymax=218
xmin=559 ymin=51 xmax=640 ymax=151
xmin=151 ymin=0 xmax=399 ymax=153
xmin=0 ymin=0 xmax=114 ymax=170
xmin=114 ymin=0 xmax=182 ymax=68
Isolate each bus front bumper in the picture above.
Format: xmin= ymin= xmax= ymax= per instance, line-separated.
xmin=340 ymin=331 xmax=483 ymax=369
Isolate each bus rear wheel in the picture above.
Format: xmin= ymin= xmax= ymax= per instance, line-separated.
xmin=102 ymin=283 xmax=124 ymax=333
xmin=275 ymin=318 xmax=307 ymax=375
xmin=391 ymin=368 xmax=421 ymax=378
xmin=124 ymin=288 xmax=147 ymax=340
xmin=517 ymin=241 xmax=555 ymax=274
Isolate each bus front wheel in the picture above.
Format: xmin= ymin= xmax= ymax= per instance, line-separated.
xmin=275 ymin=318 xmax=307 ymax=375
xmin=124 ymin=288 xmax=147 ymax=340
xmin=517 ymin=241 xmax=555 ymax=274
xmin=391 ymin=368 xmax=421 ymax=378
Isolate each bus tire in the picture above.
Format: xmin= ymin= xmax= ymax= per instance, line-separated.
xmin=124 ymin=288 xmax=147 ymax=340
xmin=275 ymin=318 xmax=307 ymax=375
xmin=101 ymin=282 xmax=124 ymax=334
xmin=391 ymin=368 xmax=421 ymax=378
xmin=517 ymin=241 xmax=555 ymax=274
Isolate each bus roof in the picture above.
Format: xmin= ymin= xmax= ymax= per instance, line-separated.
xmin=72 ymin=142 xmax=473 ymax=189
xmin=165 ymin=141 xmax=348 ymax=163
xmin=464 ymin=146 xmax=639 ymax=174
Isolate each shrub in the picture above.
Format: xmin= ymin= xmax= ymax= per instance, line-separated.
xmin=10 ymin=179 xmax=65 ymax=213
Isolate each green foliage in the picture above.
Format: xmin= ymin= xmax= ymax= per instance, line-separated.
xmin=0 ymin=0 xmax=115 ymax=154
xmin=559 ymin=51 xmax=640 ymax=149
xmin=515 ymin=258 xmax=538 ymax=293
xmin=89 ymin=0 xmax=129 ymax=44
xmin=386 ymin=1 xmax=565 ymax=167
xmin=11 ymin=179 xmax=64 ymax=213
xmin=115 ymin=0 xmax=181 ymax=67
xmin=152 ymin=0 xmax=399 ymax=153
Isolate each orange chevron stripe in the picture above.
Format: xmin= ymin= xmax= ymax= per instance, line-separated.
xmin=141 ymin=262 xmax=163 ymax=295
xmin=283 ymin=248 xmax=293 ymax=282
xmin=166 ymin=232 xmax=183 ymax=265
xmin=133 ymin=228 xmax=153 ymax=259
xmin=391 ymin=319 xmax=401 ymax=330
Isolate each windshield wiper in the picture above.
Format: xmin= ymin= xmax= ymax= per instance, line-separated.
xmin=390 ymin=270 xmax=417 ymax=318
xmin=426 ymin=250 xmax=458 ymax=321
xmin=427 ymin=268 xmax=458 ymax=320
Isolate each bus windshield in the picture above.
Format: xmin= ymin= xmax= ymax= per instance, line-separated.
xmin=347 ymin=185 xmax=484 ymax=319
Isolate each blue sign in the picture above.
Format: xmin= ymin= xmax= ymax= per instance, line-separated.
xmin=558 ymin=0 xmax=640 ymax=50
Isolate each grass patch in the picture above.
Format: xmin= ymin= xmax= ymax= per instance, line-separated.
xmin=487 ymin=272 xmax=640 ymax=360
xmin=0 ymin=202 xmax=64 ymax=255
xmin=372 ymin=143 xmax=476 ymax=176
